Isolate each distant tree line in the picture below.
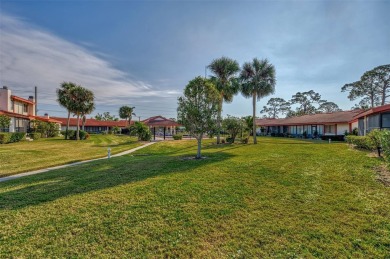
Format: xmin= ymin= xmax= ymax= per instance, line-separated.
xmin=260 ymin=90 xmax=341 ymax=119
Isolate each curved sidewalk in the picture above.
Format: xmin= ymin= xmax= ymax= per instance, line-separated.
xmin=0 ymin=142 xmax=156 ymax=183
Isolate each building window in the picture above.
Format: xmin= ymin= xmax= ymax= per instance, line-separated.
xmin=23 ymin=104 xmax=28 ymax=113
xmin=382 ymin=113 xmax=390 ymax=128
xmin=324 ymin=125 xmax=335 ymax=134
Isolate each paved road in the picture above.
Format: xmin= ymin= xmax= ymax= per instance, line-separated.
xmin=0 ymin=142 xmax=156 ymax=183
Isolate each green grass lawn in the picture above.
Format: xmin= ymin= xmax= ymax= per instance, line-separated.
xmin=0 ymin=137 xmax=389 ymax=257
xmin=0 ymin=134 xmax=140 ymax=177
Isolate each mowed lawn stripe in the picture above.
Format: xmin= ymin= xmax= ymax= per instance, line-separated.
xmin=0 ymin=138 xmax=389 ymax=257
xmin=0 ymin=135 xmax=140 ymax=177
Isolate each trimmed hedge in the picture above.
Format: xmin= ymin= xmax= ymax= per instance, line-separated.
xmin=380 ymin=130 xmax=390 ymax=162
xmin=30 ymin=133 xmax=41 ymax=140
xmin=345 ymin=135 xmax=373 ymax=150
xmin=0 ymin=133 xmax=11 ymax=144
xmin=10 ymin=132 xmax=26 ymax=143
xmin=0 ymin=132 xmax=26 ymax=144
xmin=172 ymin=134 xmax=183 ymax=140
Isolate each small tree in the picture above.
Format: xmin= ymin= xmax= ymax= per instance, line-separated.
xmin=129 ymin=122 xmax=151 ymax=141
xmin=177 ymin=76 xmax=220 ymax=159
xmin=0 ymin=115 xmax=11 ymax=132
xmin=222 ymin=115 xmax=243 ymax=143
xmin=112 ymin=126 xmax=121 ymax=134
xmin=243 ymin=116 xmax=253 ymax=136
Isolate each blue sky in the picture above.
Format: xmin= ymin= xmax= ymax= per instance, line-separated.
xmin=0 ymin=0 xmax=389 ymax=120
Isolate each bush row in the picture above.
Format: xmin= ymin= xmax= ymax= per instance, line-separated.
xmin=346 ymin=129 xmax=390 ymax=162
xmin=60 ymin=130 xmax=90 ymax=140
xmin=172 ymin=134 xmax=182 ymax=140
xmin=345 ymin=135 xmax=373 ymax=150
xmin=0 ymin=132 xmax=26 ymax=144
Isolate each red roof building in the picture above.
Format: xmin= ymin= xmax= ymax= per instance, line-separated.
xmin=353 ymin=104 xmax=390 ymax=135
xmin=0 ymin=86 xmax=61 ymax=133
xmin=51 ymin=116 xmax=181 ymax=139
xmin=256 ymin=110 xmax=362 ymax=137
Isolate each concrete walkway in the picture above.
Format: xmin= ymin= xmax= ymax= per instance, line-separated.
xmin=0 ymin=142 xmax=156 ymax=183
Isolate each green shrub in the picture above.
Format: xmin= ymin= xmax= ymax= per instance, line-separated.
xmin=0 ymin=115 xmax=11 ymax=131
xmin=10 ymin=132 xmax=26 ymax=143
xmin=30 ymin=133 xmax=41 ymax=140
xmin=226 ymin=137 xmax=234 ymax=143
xmin=172 ymin=134 xmax=182 ymax=140
xmin=379 ymin=130 xmax=390 ymax=162
xmin=345 ymin=135 xmax=374 ymax=150
xmin=67 ymin=130 xmax=75 ymax=139
xmin=0 ymin=133 xmax=11 ymax=144
xmin=78 ymin=130 xmax=88 ymax=140
xmin=129 ymin=122 xmax=151 ymax=141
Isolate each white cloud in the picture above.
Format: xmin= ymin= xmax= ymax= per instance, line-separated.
xmin=0 ymin=14 xmax=178 ymax=106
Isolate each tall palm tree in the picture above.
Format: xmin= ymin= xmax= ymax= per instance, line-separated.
xmin=70 ymin=86 xmax=95 ymax=140
xmin=208 ymin=57 xmax=240 ymax=144
xmin=240 ymin=58 xmax=276 ymax=144
xmin=56 ymin=82 xmax=77 ymax=140
xmin=119 ymin=106 xmax=136 ymax=126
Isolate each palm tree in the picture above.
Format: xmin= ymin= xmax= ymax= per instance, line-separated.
xmin=119 ymin=106 xmax=136 ymax=126
xmin=56 ymin=82 xmax=77 ymax=140
xmin=70 ymin=86 xmax=95 ymax=140
xmin=240 ymin=58 xmax=276 ymax=144
xmin=208 ymin=57 xmax=240 ymax=144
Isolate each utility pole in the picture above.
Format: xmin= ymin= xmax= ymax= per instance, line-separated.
xmin=34 ymin=86 xmax=38 ymax=115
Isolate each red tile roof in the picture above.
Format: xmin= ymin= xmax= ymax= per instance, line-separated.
xmin=353 ymin=104 xmax=390 ymax=119
xmin=256 ymin=110 xmax=363 ymax=126
xmin=11 ymin=95 xmax=34 ymax=105
xmin=0 ymin=110 xmax=62 ymax=123
xmin=0 ymin=110 xmax=32 ymax=120
xmin=34 ymin=116 xmax=63 ymax=124
xmin=142 ymin=116 xmax=181 ymax=127
xmin=51 ymin=117 xmax=131 ymax=127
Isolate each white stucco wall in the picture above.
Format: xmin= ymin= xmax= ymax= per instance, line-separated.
xmin=337 ymin=123 xmax=349 ymax=135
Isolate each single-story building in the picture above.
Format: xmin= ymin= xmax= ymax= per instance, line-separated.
xmin=51 ymin=117 xmax=130 ymax=133
xmin=52 ymin=116 xmax=181 ymax=139
xmin=256 ymin=110 xmax=362 ymax=138
xmin=0 ymin=86 xmax=62 ymax=132
xmin=353 ymin=104 xmax=390 ymax=135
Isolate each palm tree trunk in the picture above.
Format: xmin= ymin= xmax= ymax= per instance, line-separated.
xmin=253 ymin=93 xmax=257 ymax=144
xmin=65 ymin=111 xmax=71 ymax=140
xmin=82 ymin=115 xmax=86 ymax=131
xmin=76 ymin=114 xmax=80 ymax=140
xmin=217 ymin=99 xmax=223 ymax=144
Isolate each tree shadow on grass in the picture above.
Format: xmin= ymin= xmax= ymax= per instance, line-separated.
xmin=0 ymin=152 xmax=234 ymax=210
